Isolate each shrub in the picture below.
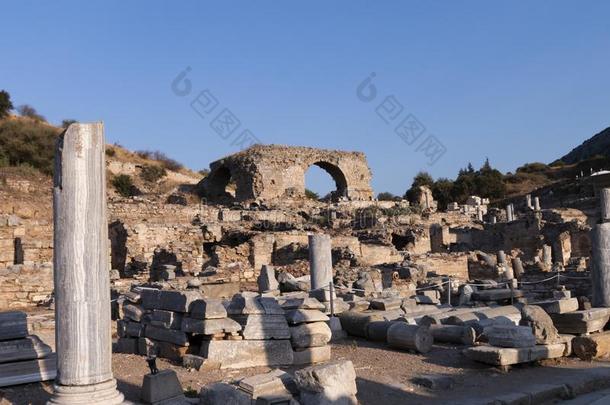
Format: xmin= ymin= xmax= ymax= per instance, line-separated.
xmin=377 ymin=191 xmax=400 ymax=201
xmin=105 ymin=147 xmax=116 ymax=157
xmin=0 ymin=90 xmax=13 ymax=119
xmin=516 ymin=162 xmax=549 ymax=173
xmin=305 ymin=189 xmax=319 ymax=200
xmin=112 ymin=174 xmax=137 ymax=197
xmin=17 ymin=105 xmax=46 ymax=122
xmin=140 ymin=164 xmax=167 ymax=182
xmin=404 ymin=171 xmax=434 ymax=203
xmin=136 ymin=149 xmax=184 ymax=171
xmin=0 ymin=118 xmax=58 ymax=175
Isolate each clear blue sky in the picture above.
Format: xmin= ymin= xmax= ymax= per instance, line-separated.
xmin=2 ymin=1 xmax=610 ymax=196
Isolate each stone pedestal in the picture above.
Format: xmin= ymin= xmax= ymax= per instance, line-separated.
xmin=308 ymin=234 xmax=333 ymax=301
xmin=141 ymin=370 xmax=185 ymax=404
xmin=48 ymin=124 xmax=124 ymax=404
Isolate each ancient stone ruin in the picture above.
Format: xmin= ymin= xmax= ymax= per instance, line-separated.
xmin=198 ymin=144 xmax=374 ymax=203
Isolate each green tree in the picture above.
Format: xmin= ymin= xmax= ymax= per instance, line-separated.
xmin=61 ymin=119 xmax=77 ymax=128
xmin=431 ymin=178 xmax=454 ymax=209
xmin=404 ymin=171 xmax=434 ymax=203
xmin=377 ymin=191 xmax=399 ymax=201
xmin=0 ymin=90 xmax=13 ymax=119
xmin=112 ymin=174 xmax=138 ymax=197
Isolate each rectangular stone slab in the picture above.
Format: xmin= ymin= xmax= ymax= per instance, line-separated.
xmin=471 ymin=289 xmax=524 ymax=302
xmin=463 ymin=343 xmax=567 ymax=366
xmin=0 ymin=311 xmax=28 ymax=341
xmin=200 ymin=340 xmax=293 ymax=369
xmin=141 ymin=289 xmax=202 ymax=313
xmin=145 ymin=325 xmax=189 ymax=346
xmin=551 ymin=316 xmax=609 ymax=334
xmin=551 ymin=308 xmax=610 ymax=322
xmin=0 ymin=354 xmax=57 ymax=387
xmin=0 ymin=335 xmax=52 ymax=364
xmin=232 ymin=315 xmax=290 ymax=340
xmin=534 ymin=298 xmax=579 ymax=314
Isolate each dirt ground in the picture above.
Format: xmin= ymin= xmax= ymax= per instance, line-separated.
xmin=2 ymin=323 xmax=610 ymax=405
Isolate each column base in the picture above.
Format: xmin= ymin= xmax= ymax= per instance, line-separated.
xmin=47 ymin=378 xmax=125 ymax=405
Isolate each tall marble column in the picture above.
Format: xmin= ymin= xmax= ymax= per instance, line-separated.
xmin=308 ymin=234 xmax=333 ymax=301
xmin=48 ymin=123 xmax=124 ymax=404
xmin=592 ymin=188 xmax=610 ymax=307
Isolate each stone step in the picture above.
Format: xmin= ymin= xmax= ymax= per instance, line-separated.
xmin=0 ymin=354 xmax=57 ymax=387
xmin=200 ymin=340 xmax=293 ymax=369
xmin=0 ymin=335 xmax=53 ymax=364
xmin=463 ymin=343 xmax=569 ymax=366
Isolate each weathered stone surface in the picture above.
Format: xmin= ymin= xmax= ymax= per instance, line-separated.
xmin=258 ymin=297 xmax=285 ymax=315
xmin=141 ymin=369 xmax=185 ymax=404
xmin=0 ymin=311 xmax=27 ymax=341
xmin=115 ymin=337 xmax=138 ymax=354
xmin=412 ymin=374 xmax=454 ymax=390
xmin=293 ymin=346 xmax=332 ymax=365
xmin=429 ymin=325 xmax=476 ymax=346
xmin=199 ymin=145 xmax=373 ymax=203
xmin=226 ymin=295 xmax=266 ymax=315
xmin=572 ymin=331 xmax=610 ymax=360
xmin=117 ymin=320 xmax=145 ymax=338
xmin=472 ymin=289 xmax=524 ymax=302
xmin=0 ymin=353 xmax=57 ymax=388
xmin=295 ymin=360 xmax=357 ymax=405
xmin=366 ymin=321 xmax=394 ymax=342
xmin=0 ymin=335 xmax=52 ymax=364
xmin=338 ymin=311 xmax=384 ymax=338
xmin=534 ymin=298 xmax=579 ymax=314
xmin=123 ymin=303 xmax=145 ymax=322
xmin=520 ymin=305 xmax=559 ymax=344
xmin=280 ymin=297 xmax=325 ymax=311
xmin=387 ymin=323 xmax=433 ymax=353
xmin=189 ymin=298 xmax=227 ymax=319
xmin=145 ymin=325 xmax=189 ymax=346
xmin=551 ymin=309 xmax=610 ymax=334
xmin=200 ymin=340 xmax=294 ymax=369
xmin=238 ymin=369 xmax=293 ymax=398
xmin=485 ymin=325 xmax=536 ymax=348
xmin=231 ymin=314 xmax=290 ymax=340
xmin=199 ymin=383 xmax=251 ymax=405
xmin=370 ymin=297 xmax=402 ymax=311
xmin=157 ymin=341 xmax=188 ymax=361
xmin=137 ymin=337 xmax=158 ymax=357
xmin=285 ymin=309 xmax=329 ymax=325
xmin=181 ymin=317 xmax=241 ymax=335
xmin=151 ymin=309 xmax=183 ymax=330
xmin=258 ymin=265 xmax=279 ymax=292
xmin=141 ymin=289 xmax=202 ymax=313
xmin=464 ymin=343 xmax=568 ymax=366
xmin=290 ymin=322 xmax=332 ymax=349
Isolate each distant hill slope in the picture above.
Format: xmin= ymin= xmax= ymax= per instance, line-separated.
xmin=559 ymin=126 xmax=610 ymax=165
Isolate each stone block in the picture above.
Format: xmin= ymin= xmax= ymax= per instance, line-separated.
xmin=0 ymin=353 xmax=57 ymax=388
xmin=117 ymin=320 xmax=145 ymax=338
xmin=226 ymin=295 xmax=266 ymax=315
xmin=141 ymin=369 xmax=185 ymax=404
xmin=463 ymin=343 xmax=568 ymax=366
xmin=0 ymin=335 xmax=52 ymax=364
xmin=138 ymin=337 xmax=158 ymax=356
xmin=157 ymin=341 xmax=189 ymax=361
xmin=145 ymin=325 xmax=189 ymax=346
xmin=292 ymin=346 xmax=331 ymax=365
xmin=258 ymin=265 xmax=279 ymax=292
xmin=232 ymin=315 xmax=290 ymax=340
xmin=551 ymin=308 xmax=610 ymax=334
xmin=534 ymin=298 xmax=579 ymax=314
xmin=370 ymin=297 xmax=402 ymax=311
xmin=485 ymin=325 xmax=536 ymax=348
xmin=123 ymin=303 xmax=145 ymax=322
xmin=0 ymin=311 xmax=27 ymax=341
xmin=181 ymin=317 xmax=241 ymax=335
xmin=200 ymin=340 xmax=294 ymax=369
xmin=199 ymin=383 xmax=251 ymax=405
xmin=279 ymin=297 xmax=325 ymax=311
xmin=258 ymin=297 xmax=285 ymax=315
xmin=116 ymin=337 xmax=139 ymax=354
xmin=182 ymin=354 xmax=220 ymax=371
xmin=189 ymin=298 xmax=227 ymax=319
xmin=294 ymin=360 xmax=357 ymax=405
xmin=285 ymin=309 xmax=329 ymax=325
xmin=151 ymin=309 xmax=183 ymax=329
xmin=290 ymin=322 xmax=332 ymax=349
xmin=321 ymin=299 xmax=350 ymax=315
xmin=238 ymin=369 xmax=292 ymax=398
xmin=141 ymin=289 xmax=202 ymax=313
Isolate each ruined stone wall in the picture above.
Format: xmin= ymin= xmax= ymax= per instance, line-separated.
xmin=0 ymin=264 xmax=53 ymax=309
xmin=200 ymin=145 xmax=374 ymax=202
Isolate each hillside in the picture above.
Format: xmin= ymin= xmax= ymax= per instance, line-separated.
xmin=0 ymin=115 xmax=202 ymax=200
xmin=558 ymin=126 xmax=610 ymax=165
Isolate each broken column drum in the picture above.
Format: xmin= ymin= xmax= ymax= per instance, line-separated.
xmin=308 ymin=234 xmax=333 ymax=292
xmin=48 ymin=123 xmax=124 ymax=404
xmin=592 ymin=188 xmax=610 ymax=307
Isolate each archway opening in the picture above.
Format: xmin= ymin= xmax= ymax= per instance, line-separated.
xmin=304 ymin=161 xmax=348 ymax=202
xmin=202 ymin=166 xmax=236 ymax=203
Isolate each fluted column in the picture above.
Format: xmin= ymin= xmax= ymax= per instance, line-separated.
xmin=48 ymin=123 xmax=124 ymax=404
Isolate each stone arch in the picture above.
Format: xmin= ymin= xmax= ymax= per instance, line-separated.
xmin=306 ymin=161 xmax=349 ymax=200
xmin=200 ymin=165 xmax=234 ymax=202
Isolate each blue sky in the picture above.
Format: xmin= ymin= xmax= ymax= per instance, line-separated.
xmin=2 ymin=1 xmax=610 ymax=196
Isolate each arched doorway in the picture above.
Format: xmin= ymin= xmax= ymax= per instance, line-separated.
xmin=200 ymin=166 xmax=236 ymax=202
xmin=304 ymin=161 xmax=348 ymax=202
